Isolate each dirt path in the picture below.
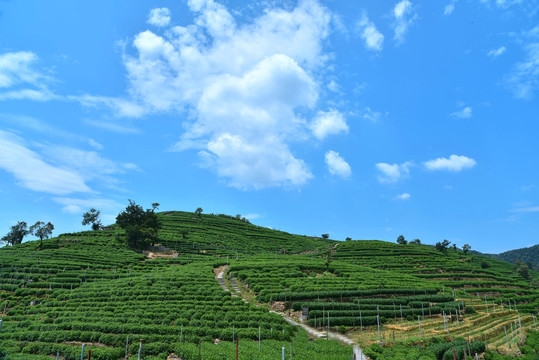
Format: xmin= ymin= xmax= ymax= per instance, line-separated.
xmin=215 ymin=266 xmax=368 ymax=359
xmin=272 ymin=310 xmax=367 ymax=359
xmin=214 ymin=265 xmax=230 ymax=292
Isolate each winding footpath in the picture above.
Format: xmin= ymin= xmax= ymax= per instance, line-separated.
xmin=215 ymin=266 xmax=368 ymax=360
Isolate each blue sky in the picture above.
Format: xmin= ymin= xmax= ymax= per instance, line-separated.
xmin=1 ymin=0 xmax=538 ymax=253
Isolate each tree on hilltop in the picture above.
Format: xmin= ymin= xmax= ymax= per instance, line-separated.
xmin=397 ymin=235 xmax=407 ymax=245
xmin=116 ymin=200 xmax=161 ymax=249
xmin=30 ymin=221 xmax=54 ymax=248
xmin=321 ymin=233 xmax=329 ymax=239
xmin=1 ymin=221 xmax=30 ymax=246
xmin=436 ymin=239 xmax=451 ymax=254
xmin=82 ymin=208 xmax=102 ymax=231
xmin=195 ymin=207 xmax=203 ymax=218
xmin=410 ymin=239 xmax=421 ymax=244
xmin=462 ymin=243 xmax=471 ymax=255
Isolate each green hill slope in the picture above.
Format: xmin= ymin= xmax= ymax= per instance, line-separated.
xmin=155 ymin=211 xmax=335 ymax=255
xmin=0 ymin=211 xmax=537 ymax=359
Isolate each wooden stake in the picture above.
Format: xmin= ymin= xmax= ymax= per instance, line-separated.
xmin=125 ymin=336 xmax=129 ymax=360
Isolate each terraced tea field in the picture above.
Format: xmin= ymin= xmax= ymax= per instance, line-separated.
xmin=333 ymin=240 xmax=539 ymax=313
xmin=0 ymin=212 xmax=537 ymax=359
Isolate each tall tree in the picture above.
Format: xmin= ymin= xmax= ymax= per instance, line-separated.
xmin=30 ymin=221 xmax=54 ymax=248
xmin=82 ymin=208 xmax=102 ymax=231
xmin=116 ymin=200 xmax=161 ymax=249
xmin=1 ymin=221 xmax=29 ymax=246
xmin=195 ymin=207 xmax=203 ymax=218
xmin=462 ymin=243 xmax=471 ymax=255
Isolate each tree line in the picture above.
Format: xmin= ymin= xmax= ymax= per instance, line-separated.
xmin=1 ymin=221 xmax=54 ymax=247
xmin=396 ymin=235 xmax=471 ymax=255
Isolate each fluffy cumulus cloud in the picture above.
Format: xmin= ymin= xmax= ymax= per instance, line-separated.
xmin=392 ymin=0 xmax=416 ymax=44
xmin=309 ymin=109 xmax=348 ymax=139
xmin=424 ymin=155 xmax=477 ymax=172
xmin=147 ymin=8 xmax=171 ymax=27
xmin=357 ymin=13 xmax=384 ymax=51
xmin=121 ymin=0 xmax=339 ymax=189
xmin=375 ymin=161 xmax=412 ymax=183
xmin=0 ymin=51 xmax=55 ymax=101
xmin=0 ymin=130 xmax=90 ymax=195
xmin=325 ymin=150 xmax=351 ymax=178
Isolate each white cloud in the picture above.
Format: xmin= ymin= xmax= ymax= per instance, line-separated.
xmin=505 ymin=43 xmax=539 ymax=100
xmin=325 ymin=150 xmax=351 ymax=178
xmin=199 ymin=133 xmax=312 ymax=189
xmin=121 ymin=0 xmax=335 ymax=189
xmin=444 ymin=4 xmax=456 ymax=15
xmin=53 ymin=197 xmax=123 ymax=215
xmin=0 ymin=51 xmax=56 ymax=101
xmin=393 ymin=0 xmax=416 ymax=44
xmin=88 ymin=139 xmax=103 ymax=150
xmin=0 ymin=130 xmax=91 ymax=195
xmin=488 ymin=46 xmax=507 ymax=58
xmin=38 ymin=145 xmax=138 ymax=189
xmin=327 ymin=80 xmax=340 ymax=92
xmin=511 ymin=206 xmax=539 ymax=213
xmin=396 ymin=192 xmax=411 ymax=200
xmin=243 ymin=213 xmax=261 ymax=220
xmin=0 ymin=128 xmax=137 ymax=196
xmin=376 ymin=161 xmax=412 ymax=183
xmin=444 ymin=0 xmax=458 ymax=15
xmin=310 ymin=109 xmax=348 ymax=140
xmin=84 ymin=119 xmax=140 ymax=134
xmin=450 ymin=106 xmax=472 ymax=118
xmin=148 ymin=8 xmax=171 ymax=27
xmin=424 ymin=155 xmax=477 ymax=172
xmin=357 ymin=14 xmax=384 ymax=51
xmin=71 ymin=95 xmax=147 ymax=118
xmin=480 ymin=0 xmax=524 ymax=8
xmin=362 ymin=107 xmax=382 ymax=122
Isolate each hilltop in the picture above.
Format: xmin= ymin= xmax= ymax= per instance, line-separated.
xmin=0 ymin=210 xmax=537 ymax=360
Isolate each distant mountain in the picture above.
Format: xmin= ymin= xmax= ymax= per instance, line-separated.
xmin=478 ymin=244 xmax=539 ymax=270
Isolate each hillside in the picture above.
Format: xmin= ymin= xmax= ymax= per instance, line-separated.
xmin=0 ymin=211 xmax=537 ymax=360
xmin=481 ymin=244 xmax=539 ymax=270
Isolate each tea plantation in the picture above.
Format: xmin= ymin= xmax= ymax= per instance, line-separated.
xmin=0 ymin=211 xmax=537 ymax=359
